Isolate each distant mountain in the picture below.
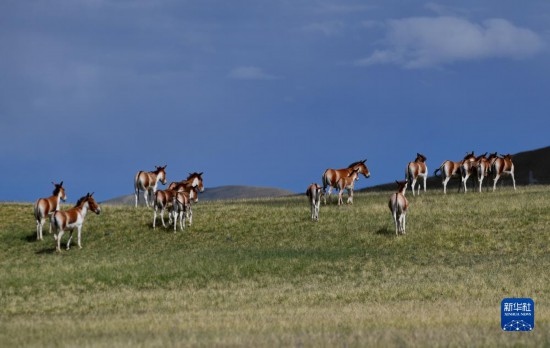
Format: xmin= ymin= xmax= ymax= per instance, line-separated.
xmin=361 ymin=145 xmax=550 ymax=192
xmin=102 ymin=185 xmax=296 ymax=205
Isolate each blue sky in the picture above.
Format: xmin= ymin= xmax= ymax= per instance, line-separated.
xmin=1 ymin=1 xmax=549 ymax=202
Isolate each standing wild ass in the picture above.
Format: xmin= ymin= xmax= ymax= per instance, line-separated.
xmin=389 ymin=180 xmax=409 ymax=235
xmin=134 ymin=165 xmax=167 ymax=207
xmin=306 ymin=183 xmax=323 ymax=221
xmin=336 ymin=168 xmax=360 ymax=205
xmin=322 ymin=160 xmax=370 ymax=204
xmin=491 ymin=154 xmax=516 ymax=191
xmin=34 ymin=181 xmax=67 ymax=241
xmin=460 ymin=153 xmax=487 ymax=193
xmin=154 ymin=172 xmax=204 ymax=229
xmin=434 ymin=152 xmax=475 ymax=194
xmin=51 ymin=193 xmax=101 ymax=252
xmin=406 ymin=153 xmax=428 ymax=196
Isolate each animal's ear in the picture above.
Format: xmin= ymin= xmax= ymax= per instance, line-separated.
xmin=198 ymin=172 xmax=203 ymax=176
xmin=60 ymin=181 xmax=63 ymax=186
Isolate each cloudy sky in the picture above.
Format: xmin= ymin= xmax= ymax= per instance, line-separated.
xmin=1 ymin=1 xmax=549 ymax=202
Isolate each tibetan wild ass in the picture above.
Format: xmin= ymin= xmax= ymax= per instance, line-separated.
xmin=388 ymin=180 xmax=409 ymax=236
xmin=491 ymin=154 xmax=516 ymax=191
xmin=306 ymin=183 xmax=323 ymax=221
xmin=34 ymin=181 xmax=67 ymax=241
xmin=134 ymin=165 xmax=167 ymax=207
xmin=51 ymin=193 xmax=101 ymax=252
xmin=322 ymin=160 xmax=370 ymax=204
xmin=406 ymin=153 xmax=427 ymax=196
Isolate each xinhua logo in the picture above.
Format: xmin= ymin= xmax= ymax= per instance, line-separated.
xmin=501 ymin=298 xmax=534 ymax=331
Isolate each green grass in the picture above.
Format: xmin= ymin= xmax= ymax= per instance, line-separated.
xmin=1 ymin=186 xmax=549 ymax=347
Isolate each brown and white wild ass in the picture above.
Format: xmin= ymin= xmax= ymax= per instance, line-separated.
xmin=134 ymin=165 xmax=167 ymax=207
xmin=434 ymin=152 xmax=475 ymax=194
xmin=491 ymin=154 xmax=516 ymax=191
xmin=154 ymin=173 xmax=204 ymax=229
xmin=172 ymin=188 xmax=199 ymax=232
xmin=460 ymin=153 xmax=487 ymax=193
xmin=388 ymin=180 xmax=409 ymax=236
xmin=306 ymin=183 xmax=323 ymax=221
xmin=476 ymin=152 xmax=497 ymax=192
xmin=34 ymin=181 xmax=67 ymax=241
xmin=167 ymin=172 xmax=205 ymax=200
xmin=322 ymin=160 xmax=370 ymax=204
xmin=336 ymin=168 xmax=360 ymax=205
xmin=51 ymin=193 xmax=101 ymax=252
xmin=405 ymin=153 xmax=428 ymax=196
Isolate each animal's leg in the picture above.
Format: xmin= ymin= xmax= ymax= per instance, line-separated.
xmin=77 ymin=227 xmax=82 ymax=249
xmin=153 ymin=207 xmax=158 ymax=229
xmin=187 ymin=206 xmax=193 ymax=226
xmin=160 ymin=207 xmax=167 ymax=227
xmin=36 ymin=219 xmax=43 ymax=240
xmin=66 ymin=230 xmax=73 ymax=250
xmin=347 ymin=188 xmax=353 ymax=204
xmin=493 ymin=175 xmax=500 ymax=192
xmin=56 ymin=230 xmax=64 ymax=252
xmin=443 ymin=177 xmax=450 ymax=194
xmin=135 ymin=188 xmax=139 ymax=208
xmin=511 ymin=173 xmax=516 ymax=190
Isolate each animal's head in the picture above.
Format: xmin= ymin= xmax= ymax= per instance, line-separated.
xmin=463 ymin=151 xmax=476 ymax=162
xmin=395 ymin=180 xmax=408 ymax=193
xmin=52 ymin=181 xmax=67 ymax=202
xmin=349 ymin=159 xmax=370 ymax=178
xmin=76 ymin=192 xmax=101 ymax=215
xmin=156 ymin=165 xmax=167 ymax=185
xmin=415 ymin=153 xmax=427 ymax=162
xmin=187 ymin=172 xmax=204 ymax=192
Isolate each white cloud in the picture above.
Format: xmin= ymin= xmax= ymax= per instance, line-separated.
xmin=227 ymin=66 xmax=280 ymax=80
xmin=356 ymin=16 xmax=545 ymax=69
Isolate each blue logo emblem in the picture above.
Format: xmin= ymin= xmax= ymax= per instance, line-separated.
xmin=501 ymin=298 xmax=534 ymax=331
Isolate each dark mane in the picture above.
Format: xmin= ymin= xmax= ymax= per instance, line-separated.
xmin=347 ymin=161 xmax=364 ymax=168
xmin=186 ymin=172 xmax=203 ymax=180
xmin=75 ymin=195 xmax=87 ymax=207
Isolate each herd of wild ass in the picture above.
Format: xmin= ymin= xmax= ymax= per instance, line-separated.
xmin=33 ymin=152 xmax=516 ymax=252
xmin=307 ymin=151 xmax=516 ymax=235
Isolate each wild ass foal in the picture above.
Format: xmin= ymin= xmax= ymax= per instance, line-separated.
xmin=306 ymin=183 xmax=323 ymax=221
xmin=322 ymin=160 xmax=370 ymax=204
xmin=406 ymin=153 xmax=428 ymax=196
xmin=51 ymin=193 xmax=101 ymax=252
xmin=172 ymin=186 xmax=199 ymax=231
xmin=434 ymin=152 xmax=475 ymax=194
xmin=491 ymin=154 xmax=516 ymax=191
xmin=34 ymin=181 xmax=67 ymax=240
xmin=477 ymin=153 xmax=497 ymax=192
xmin=134 ymin=165 xmax=167 ymax=207
xmin=336 ymin=168 xmax=360 ymax=205
xmin=388 ymin=180 xmax=409 ymax=236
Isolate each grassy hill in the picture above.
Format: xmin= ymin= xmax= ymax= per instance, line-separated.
xmin=1 ymin=186 xmax=549 ymax=346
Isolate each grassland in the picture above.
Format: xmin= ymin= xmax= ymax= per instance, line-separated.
xmin=1 ymin=185 xmax=549 ymax=347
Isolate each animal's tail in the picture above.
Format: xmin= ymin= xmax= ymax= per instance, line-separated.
xmin=434 ymin=166 xmax=442 ymax=177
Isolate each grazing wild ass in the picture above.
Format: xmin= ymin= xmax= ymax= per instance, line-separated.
xmin=406 ymin=153 xmax=428 ymax=196
xmin=336 ymin=168 xmax=360 ymax=205
xmin=306 ymin=183 xmax=323 ymax=221
xmin=491 ymin=154 xmax=516 ymax=191
xmin=389 ymin=180 xmax=409 ymax=236
xmin=154 ymin=173 xmax=204 ymax=229
xmin=51 ymin=193 xmax=101 ymax=252
xmin=434 ymin=152 xmax=475 ymax=194
xmin=134 ymin=165 xmax=167 ymax=207
xmin=460 ymin=153 xmax=487 ymax=193
xmin=34 ymin=181 xmax=67 ymax=241
xmin=322 ymin=160 xmax=370 ymax=204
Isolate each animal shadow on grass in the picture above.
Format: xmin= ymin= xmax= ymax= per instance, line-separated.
xmin=375 ymin=226 xmax=395 ymax=237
